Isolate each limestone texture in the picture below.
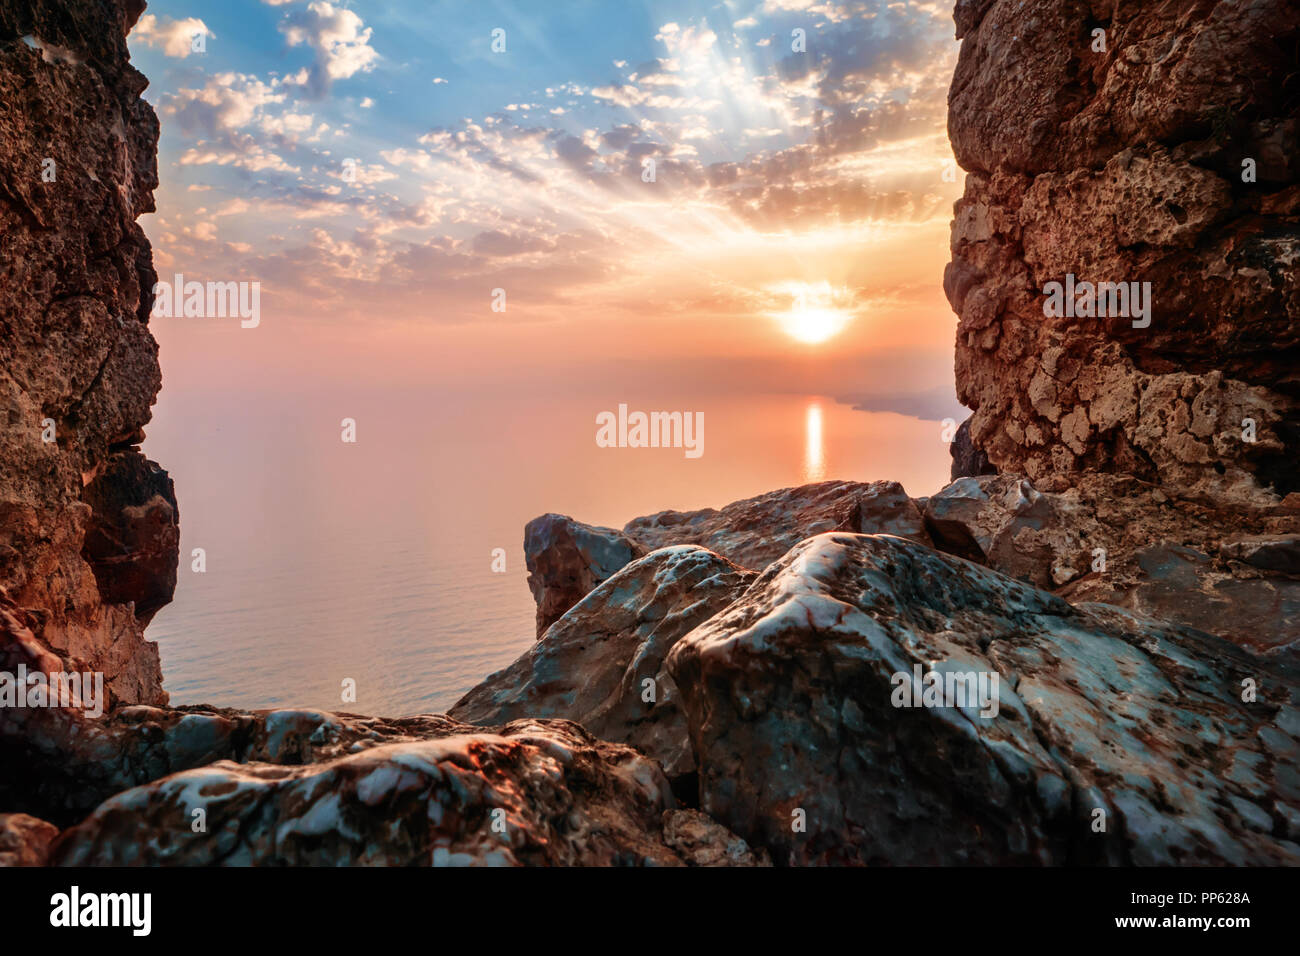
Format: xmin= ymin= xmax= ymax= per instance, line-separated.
xmin=0 ymin=0 xmax=175 ymax=707
xmin=946 ymin=0 xmax=1299 ymax=496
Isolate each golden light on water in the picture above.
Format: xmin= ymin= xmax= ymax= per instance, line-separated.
xmin=804 ymin=400 xmax=826 ymax=482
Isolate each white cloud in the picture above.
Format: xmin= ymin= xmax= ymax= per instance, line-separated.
xmin=130 ymin=15 xmax=213 ymax=58
xmin=163 ymin=73 xmax=285 ymax=134
xmin=279 ymin=1 xmax=379 ymax=98
xmin=178 ymin=142 xmax=299 ymax=173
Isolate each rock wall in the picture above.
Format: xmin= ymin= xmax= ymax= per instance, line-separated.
xmin=946 ymin=0 xmax=1300 ymax=497
xmin=0 ymin=0 xmax=176 ymax=706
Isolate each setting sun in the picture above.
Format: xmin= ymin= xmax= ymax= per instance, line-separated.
xmin=768 ymin=280 xmax=855 ymax=344
xmin=779 ymin=305 xmax=852 ymax=344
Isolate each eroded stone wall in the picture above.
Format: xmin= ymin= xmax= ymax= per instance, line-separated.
xmin=0 ymin=0 xmax=176 ymax=706
xmin=946 ymin=0 xmax=1299 ymax=497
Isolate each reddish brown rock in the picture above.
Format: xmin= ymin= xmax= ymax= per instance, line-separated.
xmin=946 ymin=0 xmax=1300 ymax=495
xmin=81 ymin=450 xmax=178 ymax=626
xmin=662 ymin=809 xmax=770 ymax=867
xmin=525 ymin=514 xmax=644 ymax=637
xmin=625 ymin=479 xmax=930 ymax=569
xmin=922 ymin=473 xmax=1300 ymax=652
xmin=0 ymin=0 xmax=174 ymax=707
xmin=949 ymin=415 xmax=996 ymax=480
xmin=0 ymin=813 xmax=59 ymax=866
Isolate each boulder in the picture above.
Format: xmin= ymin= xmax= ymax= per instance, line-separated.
xmin=625 ymin=479 xmax=930 ymax=570
xmin=0 ymin=813 xmax=59 ymax=866
xmin=50 ymin=718 xmax=692 ymax=866
xmin=80 ymin=450 xmax=179 ymax=626
xmin=451 ymin=546 xmax=755 ymax=778
xmin=524 ymin=514 xmax=643 ymax=637
xmin=524 ymin=481 xmax=931 ymax=638
xmin=662 ymin=809 xmax=770 ymax=867
xmin=922 ymin=474 xmax=1300 ymax=652
xmin=667 ymin=532 xmax=1300 ymax=865
xmin=1064 ymin=544 xmax=1300 ymax=657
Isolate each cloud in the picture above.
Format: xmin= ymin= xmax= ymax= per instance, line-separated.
xmin=129 ymin=15 xmax=213 ymax=58
xmin=654 ymin=22 xmax=718 ymax=59
xmin=177 ymin=140 xmax=298 ymax=173
xmin=148 ymin=1 xmax=962 ymax=331
xmin=279 ymin=1 xmax=379 ymax=98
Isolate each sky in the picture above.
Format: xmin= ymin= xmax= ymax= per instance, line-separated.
xmin=127 ymin=0 xmax=966 ymax=411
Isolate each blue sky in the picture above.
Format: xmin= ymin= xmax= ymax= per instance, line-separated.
xmin=128 ymin=0 xmax=964 ymax=400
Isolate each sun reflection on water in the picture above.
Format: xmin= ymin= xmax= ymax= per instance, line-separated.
xmin=804 ymin=400 xmax=826 ymax=482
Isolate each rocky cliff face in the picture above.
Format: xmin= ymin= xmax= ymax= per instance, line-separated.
xmin=0 ymin=0 xmax=176 ymax=707
xmin=5 ymin=0 xmax=1299 ymax=869
xmin=946 ymin=0 xmax=1299 ymax=497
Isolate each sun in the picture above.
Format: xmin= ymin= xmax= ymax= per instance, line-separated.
xmin=768 ymin=281 xmax=854 ymax=344
xmin=779 ymin=305 xmax=851 ymax=344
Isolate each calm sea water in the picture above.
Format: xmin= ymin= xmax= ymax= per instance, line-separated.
xmin=142 ymin=387 xmax=952 ymax=715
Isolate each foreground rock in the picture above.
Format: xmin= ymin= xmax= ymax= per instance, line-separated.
xmin=0 ymin=813 xmax=59 ymax=866
xmin=0 ymin=0 xmax=176 ymax=707
xmin=50 ymin=717 xmax=741 ymax=866
xmin=625 ymin=479 xmax=930 ymax=568
xmin=2 ymin=599 xmax=761 ymax=866
xmin=526 ymin=480 xmax=929 ymax=637
xmin=922 ymin=473 xmax=1300 ymax=653
xmin=667 ymin=532 xmax=1300 ymax=865
xmin=452 ymin=546 xmax=755 ymax=778
xmin=662 ymin=809 xmax=770 ymax=866
xmin=947 ymin=0 xmax=1299 ymax=495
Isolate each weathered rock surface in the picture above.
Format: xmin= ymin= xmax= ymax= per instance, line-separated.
xmin=6 ymin=0 xmax=1297 ymax=872
xmin=662 ymin=808 xmax=770 ymax=867
xmin=51 ymin=717 xmax=696 ymax=866
xmin=526 ymin=481 xmax=930 ymax=637
xmin=921 ymin=473 xmax=1300 ymax=653
xmin=949 ymin=415 xmax=996 ymax=480
xmin=3 ymin=599 xmax=763 ymax=866
xmin=626 ymin=479 xmax=930 ymax=568
xmin=81 ymin=449 xmax=178 ymax=626
xmin=452 ymin=546 xmax=755 ymax=778
xmin=0 ymin=812 xmax=59 ymax=866
xmin=0 ymin=0 xmax=175 ymax=707
xmin=667 ymin=532 xmax=1300 ymax=866
xmin=525 ymin=514 xmax=644 ymax=637
xmin=946 ymin=0 xmax=1300 ymax=495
